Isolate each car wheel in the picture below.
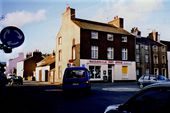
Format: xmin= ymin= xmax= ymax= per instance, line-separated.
xmin=139 ymin=84 xmax=143 ymax=89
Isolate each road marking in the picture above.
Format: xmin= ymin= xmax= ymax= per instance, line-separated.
xmin=102 ymin=87 xmax=140 ymax=92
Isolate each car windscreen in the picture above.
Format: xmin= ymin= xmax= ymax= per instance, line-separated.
xmin=65 ymin=69 xmax=86 ymax=79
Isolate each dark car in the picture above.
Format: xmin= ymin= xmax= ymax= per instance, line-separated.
xmin=7 ymin=74 xmax=23 ymax=85
xmin=104 ymin=82 xmax=170 ymax=113
xmin=62 ymin=67 xmax=91 ymax=91
xmin=137 ymin=74 xmax=169 ymax=88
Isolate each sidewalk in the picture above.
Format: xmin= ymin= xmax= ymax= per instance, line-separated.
xmin=23 ymin=80 xmax=61 ymax=86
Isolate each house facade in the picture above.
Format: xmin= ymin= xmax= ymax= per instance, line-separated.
xmin=35 ymin=54 xmax=55 ymax=83
xmin=131 ymin=28 xmax=168 ymax=79
xmin=23 ymin=51 xmax=44 ymax=80
xmin=160 ymin=40 xmax=170 ymax=78
xmin=5 ymin=52 xmax=24 ymax=75
xmin=56 ymin=7 xmax=136 ymax=83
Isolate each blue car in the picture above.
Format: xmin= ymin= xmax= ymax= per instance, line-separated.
xmin=62 ymin=67 xmax=91 ymax=91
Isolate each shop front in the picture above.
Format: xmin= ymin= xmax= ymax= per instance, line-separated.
xmin=80 ymin=59 xmax=136 ymax=82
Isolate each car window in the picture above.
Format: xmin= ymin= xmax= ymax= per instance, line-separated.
xmin=125 ymin=87 xmax=170 ymax=113
xmin=143 ymin=75 xmax=149 ymax=80
xmin=65 ymin=69 xmax=86 ymax=78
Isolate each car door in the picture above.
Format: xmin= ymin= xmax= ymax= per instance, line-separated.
xmin=122 ymin=87 xmax=170 ymax=113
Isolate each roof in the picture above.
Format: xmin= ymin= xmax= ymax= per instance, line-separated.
xmin=160 ymin=40 xmax=170 ymax=51
xmin=37 ymin=54 xmax=55 ymax=67
xmin=136 ymin=37 xmax=163 ymax=46
xmin=72 ymin=18 xmax=132 ymax=35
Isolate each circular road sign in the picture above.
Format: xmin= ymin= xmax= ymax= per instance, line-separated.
xmin=0 ymin=26 xmax=25 ymax=48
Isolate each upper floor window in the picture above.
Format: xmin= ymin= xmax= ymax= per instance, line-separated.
xmin=91 ymin=31 xmax=98 ymax=39
xmin=58 ymin=50 xmax=62 ymax=61
xmin=107 ymin=47 xmax=114 ymax=59
xmin=107 ymin=34 xmax=114 ymax=41
xmin=58 ymin=37 xmax=62 ymax=45
xmin=152 ymin=45 xmax=158 ymax=52
xmin=136 ymin=54 xmax=140 ymax=62
xmin=145 ymin=54 xmax=149 ymax=63
xmin=145 ymin=45 xmax=149 ymax=50
xmin=122 ymin=36 xmax=127 ymax=42
xmin=162 ymin=46 xmax=166 ymax=52
xmin=136 ymin=44 xmax=139 ymax=50
xmin=162 ymin=55 xmax=166 ymax=64
xmin=122 ymin=48 xmax=128 ymax=60
xmin=153 ymin=55 xmax=158 ymax=64
xmin=72 ymin=46 xmax=76 ymax=60
xmin=91 ymin=46 xmax=98 ymax=59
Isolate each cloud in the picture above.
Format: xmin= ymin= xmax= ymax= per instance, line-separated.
xmin=93 ymin=0 xmax=163 ymax=23
xmin=0 ymin=9 xmax=46 ymax=27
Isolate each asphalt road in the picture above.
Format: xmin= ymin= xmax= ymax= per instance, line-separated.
xmin=0 ymin=81 xmax=140 ymax=113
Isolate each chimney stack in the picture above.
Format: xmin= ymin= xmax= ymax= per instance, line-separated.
xmin=131 ymin=27 xmax=141 ymax=38
xmin=148 ymin=31 xmax=160 ymax=42
xmin=108 ymin=16 xmax=124 ymax=28
xmin=63 ymin=6 xmax=75 ymax=20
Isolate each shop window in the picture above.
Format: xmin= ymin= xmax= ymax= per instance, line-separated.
xmin=89 ymin=66 xmax=101 ymax=79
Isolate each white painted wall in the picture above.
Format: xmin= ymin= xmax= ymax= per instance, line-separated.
xmin=17 ymin=61 xmax=24 ymax=78
xmin=168 ymin=52 xmax=170 ymax=79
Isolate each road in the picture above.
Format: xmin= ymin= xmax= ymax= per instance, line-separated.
xmin=1 ymin=81 xmax=140 ymax=113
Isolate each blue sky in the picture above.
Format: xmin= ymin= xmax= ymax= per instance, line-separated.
xmin=0 ymin=0 xmax=170 ymax=62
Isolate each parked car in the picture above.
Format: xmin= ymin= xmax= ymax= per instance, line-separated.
xmin=7 ymin=74 xmax=23 ymax=85
xmin=62 ymin=66 xmax=91 ymax=92
xmin=137 ymin=74 xmax=169 ymax=88
xmin=104 ymin=82 xmax=170 ymax=113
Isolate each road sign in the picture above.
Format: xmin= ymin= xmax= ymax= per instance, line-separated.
xmin=0 ymin=26 xmax=25 ymax=48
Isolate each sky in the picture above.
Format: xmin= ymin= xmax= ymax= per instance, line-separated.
xmin=0 ymin=0 xmax=170 ymax=62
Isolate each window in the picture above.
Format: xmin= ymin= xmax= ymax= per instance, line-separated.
xmin=162 ymin=68 xmax=166 ymax=76
xmin=107 ymin=34 xmax=114 ymax=41
xmin=122 ymin=66 xmax=128 ymax=79
xmin=122 ymin=36 xmax=127 ymax=42
xmin=107 ymin=47 xmax=114 ymax=59
xmin=136 ymin=44 xmax=139 ymax=50
xmin=162 ymin=46 xmax=166 ymax=52
xmin=153 ymin=55 xmax=158 ymax=64
xmin=89 ymin=66 xmax=101 ymax=79
xmin=145 ymin=54 xmax=149 ymax=63
xmin=91 ymin=46 xmax=98 ymax=59
xmin=58 ymin=50 xmax=62 ymax=61
xmin=162 ymin=55 xmax=166 ymax=64
xmin=91 ymin=31 xmax=98 ymax=39
xmin=145 ymin=45 xmax=148 ymax=50
xmin=136 ymin=54 xmax=140 ymax=62
xmin=58 ymin=66 xmax=62 ymax=79
xmin=153 ymin=45 xmax=158 ymax=52
xmin=58 ymin=37 xmax=62 ymax=45
xmin=154 ymin=68 xmax=159 ymax=75
xmin=122 ymin=48 xmax=128 ymax=60
xmin=122 ymin=66 xmax=128 ymax=75
xmin=72 ymin=46 xmax=76 ymax=60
